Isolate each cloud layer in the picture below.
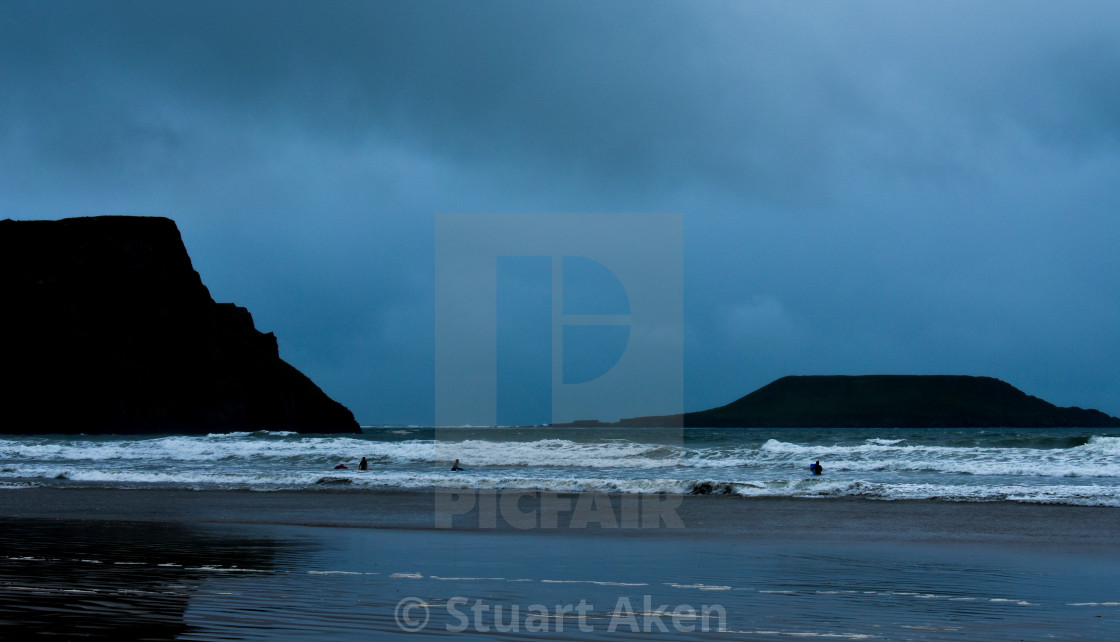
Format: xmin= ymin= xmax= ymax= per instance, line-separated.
xmin=4 ymin=1 xmax=1119 ymax=422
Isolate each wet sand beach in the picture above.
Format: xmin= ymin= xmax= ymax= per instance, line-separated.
xmin=3 ymin=488 xmax=1120 ymax=639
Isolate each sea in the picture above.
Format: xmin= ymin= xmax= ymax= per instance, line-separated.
xmin=4 ymin=425 xmax=1120 ymax=506
xmin=5 ymin=426 xmax=1120 ymax=639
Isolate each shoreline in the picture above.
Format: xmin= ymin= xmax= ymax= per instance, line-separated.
xmin=3 ymin=486 xmax=1119 ymax=546
xmin=5 ymin=487 xmax=1120 ymax=638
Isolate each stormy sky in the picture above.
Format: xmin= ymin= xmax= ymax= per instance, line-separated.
xmin=3 ymin=1 xmax=1119 ymax=424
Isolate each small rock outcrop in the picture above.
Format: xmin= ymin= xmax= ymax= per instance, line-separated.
xmin=1 ymin=216 xmax=360 ymax=434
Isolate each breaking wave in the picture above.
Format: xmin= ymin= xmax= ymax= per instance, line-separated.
xmin=2 ymin=427 xmax=1120 ymax=506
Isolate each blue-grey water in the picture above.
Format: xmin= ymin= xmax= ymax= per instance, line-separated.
xmin=3 ymin=426 xmax=1120 ymax=505
xmin=5 ymin=427 xmax=1120 ymax=639
xmin=4 ymin=516 xmax=1117 ymax=641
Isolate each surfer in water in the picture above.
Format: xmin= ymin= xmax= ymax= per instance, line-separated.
xmin=809 ymin=460 xmax=823 ymax=475
xmin=358 ymin=457 xmax=369 ymax=470
xmin=451 ymin=459 xmax=464 ymax=471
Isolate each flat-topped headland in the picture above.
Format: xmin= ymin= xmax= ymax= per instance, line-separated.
xmin=1 ymin=216 xmax=359 ymax=434
xmin=593 ymin=375 xmax=1120 ymax=428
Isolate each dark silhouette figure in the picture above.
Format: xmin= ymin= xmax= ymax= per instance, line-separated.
xmin=452 ymin=459 xmax=464 ymax=471
xmin=809 ymin=461 xmax=823 ymax=475
xmin=358 ymin=457 xmax=369 ymax=470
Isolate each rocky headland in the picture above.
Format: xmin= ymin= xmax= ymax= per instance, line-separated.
xmin=602 ymin=375 xmax=1120 ymax=428
xmin=1 ymin=216 xmax=359 ymax=434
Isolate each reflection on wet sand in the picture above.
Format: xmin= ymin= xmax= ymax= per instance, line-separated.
xmin=3 ymin=491 xmax=1120 ymax=640
xmin=0 ymin=518 xmax=307 ymax=639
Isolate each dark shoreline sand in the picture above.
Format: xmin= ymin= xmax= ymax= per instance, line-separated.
xmin=4 ymin=486 xmax=1120 ymax=543
xmin=4 ymin=488 xmax=1120 ymax=639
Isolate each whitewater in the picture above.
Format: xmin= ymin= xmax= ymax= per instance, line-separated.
xmin=3 ymin=426 xmax=1120 ymax=506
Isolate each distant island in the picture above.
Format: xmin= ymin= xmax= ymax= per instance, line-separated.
xmin=567 ymin=375 xmax=1120 ymax=428
xmin=1 ymin=216 xmax=360 ymax=435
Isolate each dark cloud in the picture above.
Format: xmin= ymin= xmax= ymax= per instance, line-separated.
xmin=3 ymin=1 xmax=1119 ymax=421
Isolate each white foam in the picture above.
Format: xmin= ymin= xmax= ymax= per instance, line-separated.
xmin=188 ymin=566 xmax=268 ymax=573
xmin=540 ymin=579 xmax=649 ymax=586
xmin=866 ymin=438 xmax=905 ymax=446
xmin=5 ymin=430 xmax=1120 ymax=506
xmin=429 ymin=576 xmax=509 ymax=581
xmin=738 ymin=633 xmax=874 ymax=640
xmin=988 ymin=598 xmax=1034 ymax=606
xmin=755 ymin=437 xmax=1120 ymax=479
xmin=0 ymin=481 xmax=35 ymax=489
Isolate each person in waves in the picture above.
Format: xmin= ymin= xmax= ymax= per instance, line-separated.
xmin=451 ymin=458 xmax=464 ymax=471
xmin=358 ymin=457 xmax=369 ymax=470
xmin=809 ymin=460 xmax=823 ymax=475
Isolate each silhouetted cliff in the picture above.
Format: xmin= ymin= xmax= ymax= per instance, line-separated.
xmin=1 ymin=216 xmax=360 ymax=434
xmin=615 ymin=375 xmax=1120 ymax=428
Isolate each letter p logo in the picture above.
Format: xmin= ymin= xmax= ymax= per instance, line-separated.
xmin=435 ymin=213 xmax=682 ymax=428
